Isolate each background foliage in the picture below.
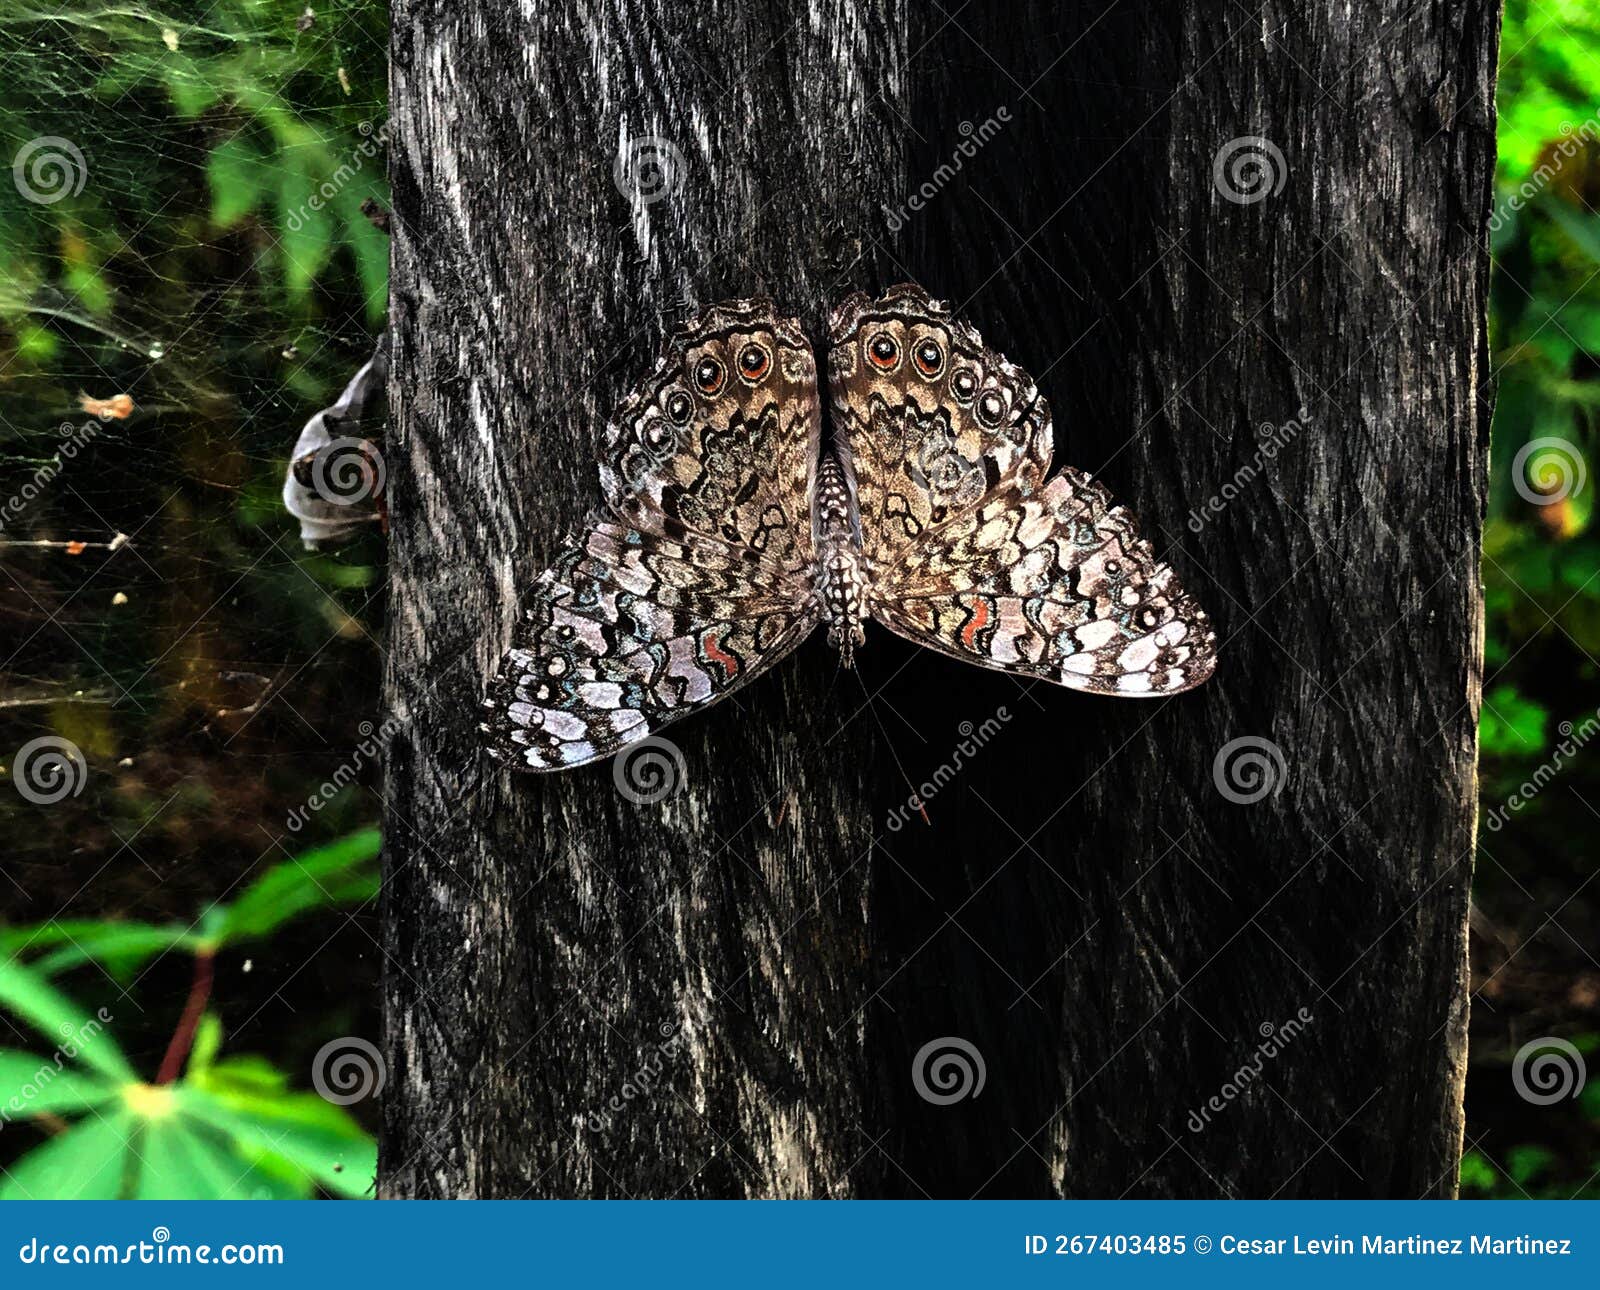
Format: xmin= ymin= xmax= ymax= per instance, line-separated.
xmin=0 ymin=0 xmax=1595 ymax=1198
xmin=1466 ymin=0 xmax=1600 ymax=1199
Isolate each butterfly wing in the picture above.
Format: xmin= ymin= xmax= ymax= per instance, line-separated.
xmin=599 ymin=297 xmax=819 ymax=576
xmin=829 ymin=284 xmax=1216 ymax=696
xmin=483 ymin=299 xmax=820 ymax=771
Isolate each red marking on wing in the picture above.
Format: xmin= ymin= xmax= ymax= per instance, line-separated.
xmin=960 ymin=597 xmax=990 ymax=649
xmin=702 ymin=629 xmax=740 ymax=679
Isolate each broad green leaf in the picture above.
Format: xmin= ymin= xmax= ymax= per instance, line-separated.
xmin=208 ymin=132 xmax=270 ymax=228
xmin=196 ymin=1054 xmax=290 ymax=1095
xmin=213 ymin=827 xmax=379 ymax=945
xmin=0 ymin=1050 xmax=118 ymax=1119
xmin=135 ymin=1118 xmax=305 ymax=1201
xmin=1479 ymin=685 xmax=1550 ymax=757
xmin=0 ymin=1112 xmax=134 ymax=1200
xmin=31 ymin=923 xmax=205 ymax=980
xmin=0 ymin=959 xmax=134 ymax=1081
xmin=277 ymin=164 xmax=335 ymax=301
xmin=178 ymin=1087 xmax=374 ymax=1199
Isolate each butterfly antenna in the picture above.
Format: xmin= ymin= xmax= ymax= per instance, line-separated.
xmin=850 ymin=667 xmax=931 ymax=827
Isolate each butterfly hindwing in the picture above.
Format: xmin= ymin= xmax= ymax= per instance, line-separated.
xmin=482 ymin=512 xmax=815 ymax=769
xmin=834 ymin=285 xmax=1217 ymax=696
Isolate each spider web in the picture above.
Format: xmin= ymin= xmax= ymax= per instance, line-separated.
xmin=0 ymin=1 xmax=390 ymax=1109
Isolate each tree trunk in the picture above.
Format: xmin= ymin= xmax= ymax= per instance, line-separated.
xmin=381 ymin=1 xmax=1497 ymax=1198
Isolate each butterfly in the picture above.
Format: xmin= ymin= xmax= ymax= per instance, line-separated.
xmin=481 ymin=284 xmax=1217 ymax=771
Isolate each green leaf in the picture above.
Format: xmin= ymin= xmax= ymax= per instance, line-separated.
xmin=1458 ymin=1150 xmax=1499 ymax=1194
xmin=135 ymin=1118 xmax=305 ymax=1200
xmin=1542 ymin=195 xmax=1600 ymax=267
xmin=0 ymin=959 xmax=135 ymax=1082
xmin=187 ymin=1013 xmax=223 ymax=1078
xmin=1506 ymin=1143 xmax=1556 ymax=1185
xmin=0 ymin=1112 xmax=134 ymax=1200
xmin=198 ymin=1054 xmax=290 ymax=1095
xmin=213 ymin=827 xmax=379 ymax=945
xmin=277 ymin=164 xmax=335 ymax=302
xmin=29 ymin=923 xmax=205 ymax=980
xmin=1480 ymin=684 xmax=1550 ymax=757
xmin=0 ymin=1049 xmax=118 ymax=1120
xmin=207 ymin=132 xmax=270 ymax=228
xmin=178 ymin=1086 xmax=374 ymax=1199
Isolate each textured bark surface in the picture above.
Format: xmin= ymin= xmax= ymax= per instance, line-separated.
xmin=381 ymin=1 xmax=1498 ymax=1198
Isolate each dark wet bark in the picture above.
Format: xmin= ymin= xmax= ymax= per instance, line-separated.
xmin=381 ymin=1 xmax=1497 ymax=1198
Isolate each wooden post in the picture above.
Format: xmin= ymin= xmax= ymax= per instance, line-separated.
xmin=382 ymin=2 xmax=1497 ymax=1197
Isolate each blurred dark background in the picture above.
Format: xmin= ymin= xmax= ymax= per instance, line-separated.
xmin=0 ymin=0 xmax=1593 ymax=1197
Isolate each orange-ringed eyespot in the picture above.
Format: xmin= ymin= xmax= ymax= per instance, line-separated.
xmin=737 ymin=344 xmax=770 ymax=382
xmin=693 ymin=357 xmax=724 ymax=395
xmin=867 ymin=332 xmax=899 ymax=370
xmin=913 ymin=339 xmax=943 ymax=376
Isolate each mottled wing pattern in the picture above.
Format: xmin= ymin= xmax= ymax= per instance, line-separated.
xmin=483 ymin=299 xmax=820 ymax=770
xmin=832 ymin=284 xmax=1217 ymax=696
xmin=599 ymin=297 xmax=819 ymax=575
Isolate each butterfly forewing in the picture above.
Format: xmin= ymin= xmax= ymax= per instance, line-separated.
xmin=831 ymin=284 xmax=1217 ymax=696
xmin=483 ymin=300 xmax=821 ymax=771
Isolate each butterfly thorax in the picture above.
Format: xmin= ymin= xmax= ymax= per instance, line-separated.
xmin=814 ymin=454 xmax=868 ymax=666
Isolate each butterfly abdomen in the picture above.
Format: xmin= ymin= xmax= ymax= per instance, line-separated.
xmin=815 ymin=455 xmax=868 ymax=665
